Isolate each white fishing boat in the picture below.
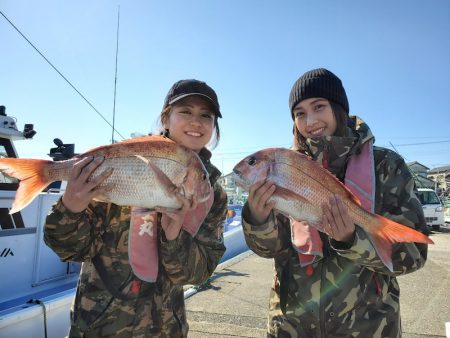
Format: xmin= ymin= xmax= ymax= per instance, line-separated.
xmin=0 ymin=106 xmax=248 ymax=337
xmin=221 ymin=204 xmax=247 ymax=262
xmin=0 ymin=106 xmax=79 ymax=338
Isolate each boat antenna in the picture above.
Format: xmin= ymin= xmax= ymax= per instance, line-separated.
xmin=112 ymin=6 xmax=120 ymax=144
xmin=0 ymin=9 xmax=125 ymax=140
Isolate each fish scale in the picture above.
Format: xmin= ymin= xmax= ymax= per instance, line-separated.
xmin=233 ymin=147 xmax=433 ymax=272
xmin=85 ymin=157 xmax=185 ymax=208
xmin=0 ymin=135 xmax=211 ymax=214
xmin=269 ymin=155 xmax=346 ymax=227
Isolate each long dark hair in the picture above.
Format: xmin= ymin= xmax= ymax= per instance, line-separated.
xmin=159 ymin=103 xmax=221 ymax=150
xmin=293 ymin=100 xmax=348 ymax=152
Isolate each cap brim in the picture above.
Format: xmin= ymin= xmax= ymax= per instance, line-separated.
xmin=168 ymin=93 xmax=222 ymax=118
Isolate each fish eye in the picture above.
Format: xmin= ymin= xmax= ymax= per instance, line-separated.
xmin=247 ymin=157 xmax=256 ymax=166
xmin=202 ymin=173 xmax=207 ymax=181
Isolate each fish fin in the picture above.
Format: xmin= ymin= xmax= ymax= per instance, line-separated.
xmin=92 ymin=179 xmax=115 ymax=203
xmin=275 ymin=186 xmax=310 ymax=204
xmin=365 ymin=232 xmax=395 ymax=272
xmin=154 ymin=207 xmax=179 ymax=214
xmin=0 ymin=158 xmax=53 ymax=213
xmin=341 ymin=184 xmax=362 ymax=206
xmin=134 ymin=155 xmax=178 ymax=196
xmin=119 ymin=135 xmax=165 ymax=144
xmin=371 ymin=214 xmax=433 ymax=245
xmin=364 ymin=214 xmax=433 ymax=272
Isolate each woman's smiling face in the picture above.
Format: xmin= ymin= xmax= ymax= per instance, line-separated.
xmin=165 ymin=95 xmax=215 ymax=152
xmin=292 ymin=98 xmax=337 ymax=139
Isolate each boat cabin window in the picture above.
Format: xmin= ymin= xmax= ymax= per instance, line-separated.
xmin=0 ymin=138 xmax=19 ymax=189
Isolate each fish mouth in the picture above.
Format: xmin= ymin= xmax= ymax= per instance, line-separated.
xmin=232 ymin=169 xmax=250 ymax=190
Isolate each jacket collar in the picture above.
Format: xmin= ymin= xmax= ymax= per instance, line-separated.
xmin=301 ymin=116 xmax=374 ymax=179
xmin=198 ymin=148 xmax=222 ymax=185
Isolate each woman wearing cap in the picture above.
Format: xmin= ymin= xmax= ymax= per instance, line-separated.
xmin=44 ymin=79 xmax=227 ymax=337
xmin=242 ymin=68 xmax=428 ymax=337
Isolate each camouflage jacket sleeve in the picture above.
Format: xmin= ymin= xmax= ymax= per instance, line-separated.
xmin=332 ymin=148 xmax=428 ymax=275
xmin=242 ymin=204 xmax=292 ymax=259
xmin=44 ymin=199 xmax=109 ymax=262
xmin=159 ymin=182 xmax=227 ymax=285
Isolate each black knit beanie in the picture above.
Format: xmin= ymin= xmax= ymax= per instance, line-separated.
xmin=289 ymin=68 xmax=349 ymax=119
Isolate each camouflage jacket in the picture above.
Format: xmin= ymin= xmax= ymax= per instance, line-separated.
xmin=44 ymin=148 xmax=227 ymax=338
xmin=242 ymin=116 xmax=428 ymax=338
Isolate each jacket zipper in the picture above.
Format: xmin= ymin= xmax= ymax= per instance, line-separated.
xmin=319 ymin=142 xmax=330 ymax=337
xmin=322 ymin=143 xmax=329 ymax=169
xmin=319 ymin=262 xmax=326 ymax=337
xmin=320 ymin=142 xmax=329 ymax=338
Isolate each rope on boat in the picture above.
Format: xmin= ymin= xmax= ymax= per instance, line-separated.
xmin=27 ymin=299 xmax=48 ymax=338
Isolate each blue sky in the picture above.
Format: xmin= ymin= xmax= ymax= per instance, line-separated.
xmin=1 ymin=0 xmax=449 ymax=175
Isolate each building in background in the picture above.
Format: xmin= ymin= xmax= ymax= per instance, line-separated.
xmin=408 ymin=162 xmax=450 ymax=223
xmin=217 ymin=173 xmax=248 ymax=205
xmin=427 ymin=165 xmax=450 ymax=197
xmin=407 ymin=161 xmax=435 ymax=189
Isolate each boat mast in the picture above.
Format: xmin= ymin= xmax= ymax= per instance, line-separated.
xmin=112 ymin=6 xmax=120 ymax=144
xmin=0 ymin=9 xmax=125 ymax=140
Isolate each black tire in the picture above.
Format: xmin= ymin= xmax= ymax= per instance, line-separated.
xmin=432 ymin=224 xmax=440 ymax=231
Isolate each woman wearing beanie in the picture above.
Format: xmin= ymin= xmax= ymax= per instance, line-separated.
xmin=44 ymin=79 xmax=227 ymax=337
xmin=241 ymin=68 xmax=429 ymax=337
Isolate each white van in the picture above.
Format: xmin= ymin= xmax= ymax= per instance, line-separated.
xmin=416 ymin=188 xmax=445 ymax=231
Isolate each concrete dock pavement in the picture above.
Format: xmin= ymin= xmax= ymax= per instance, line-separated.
xmin=185 ymin=226 xmax=450 ymax=337
xmin=185 ymin=251 xmax=271 ymax=337
xmin=397 ymin=225 xmax=450 ymax=338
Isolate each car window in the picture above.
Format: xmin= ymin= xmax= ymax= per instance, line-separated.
xmin=417 ymin=191 xmax=441 ymax=205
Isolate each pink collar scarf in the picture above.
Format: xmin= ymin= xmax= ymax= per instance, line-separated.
xmin=291 ymin=140 xmax=375 ymax=270
xmin=129 ymin=186 xmax=214 ymax=282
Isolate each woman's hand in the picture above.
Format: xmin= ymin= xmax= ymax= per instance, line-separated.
xmin=62 ymin=156 xmax=113 ymax=213
xmin=322 ymin=194 xmax=355 ymax=243
xmin=247 ymin=180 xmax=276 ymax=225
xmin=157 ymin=208 xmax=187 ymax=241
xmin=156 ymin=195 xmax=197 ymax=241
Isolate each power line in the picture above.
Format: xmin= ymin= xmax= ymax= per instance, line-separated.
xmin=214 ymin=143 xmax=291 ymax=154
xmin=378 ymin=136 xmax=450 ymax=140
xmin=0 ymin=9 xmax=125 ymax=140
xmin=388 ymin=140 xmax=450 ymax=147
xmin=212 ymin=140 xmax=450 ymax=159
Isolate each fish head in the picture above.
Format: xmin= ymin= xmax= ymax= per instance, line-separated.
xmin=232 ymin=149 xmax=276 ymax=190
xmin=182 ymin=153 xmax=212 ymax=203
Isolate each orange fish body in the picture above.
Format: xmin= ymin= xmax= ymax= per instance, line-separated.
xmin=0 ymin=135 xmax=211 ymax=214
xmin=233 ymin=148 xmax=432 ymax=271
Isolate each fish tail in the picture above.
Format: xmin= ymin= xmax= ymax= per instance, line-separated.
xmin=372 ymin=214 xmax=433 ymax=244
xmin=364 ymin=214 xmax=433 ymax=272
xmin=0 ymin=158 xmax=53 ymax=213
